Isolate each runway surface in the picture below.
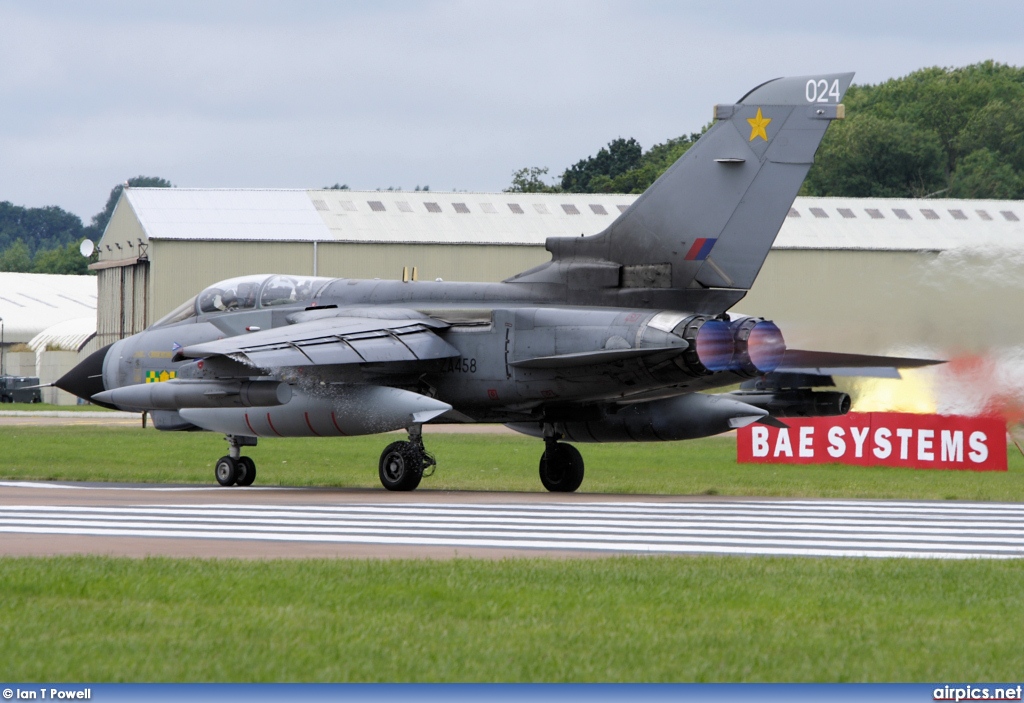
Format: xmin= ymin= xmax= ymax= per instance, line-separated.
xmin=1 ymin=481 xmax=1023 ymax=559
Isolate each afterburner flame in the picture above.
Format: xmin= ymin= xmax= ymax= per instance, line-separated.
xmin=848 ymin=367 xmax=938 ymax=415
xmin=849 ymin=348 xmax=1024 ymax=425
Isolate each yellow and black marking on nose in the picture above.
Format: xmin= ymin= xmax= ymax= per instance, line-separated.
xmin=145 ymin=370 xmax=177 ymax=383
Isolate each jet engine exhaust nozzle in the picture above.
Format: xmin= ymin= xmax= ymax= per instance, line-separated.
xmin=733 ymin=318 xmax=786 ymax=375
xmin=694 ymin=320 xmax=734 ymax=372
xmin=683 ymin=316 xmax=787 ymax=376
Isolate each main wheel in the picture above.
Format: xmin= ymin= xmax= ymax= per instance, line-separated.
xmin=379 ymin=441 xmax=424 ymax=491
xmin=215 ymin=456 xmax=238 ymax=487
xmin=539 ymin=443 xmax=585 ymax=493
xmin=236 ymin=456 xmax=257 ymax=487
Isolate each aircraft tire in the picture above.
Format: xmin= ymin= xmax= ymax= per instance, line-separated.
xmin=379 ymin=441 xmax=424 ymax=491
xmin=236 ymin=457 xmax=257 ymax=487
xmin=539 ymin=443 xmax=585 ymax=493
xmin=215 ymin=456 xmax=238 ymax=487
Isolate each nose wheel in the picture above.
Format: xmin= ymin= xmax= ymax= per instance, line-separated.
xmin=378 ymin=424 xmax=435 ymax=491
xmin=539 ymin=434 xmax=585 ymax=493
xmin=215 ymin=435 xmax=258 ymax=487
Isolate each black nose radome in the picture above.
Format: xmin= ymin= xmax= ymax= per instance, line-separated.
xmin=55 ymin=343 xmax=115 ymax=409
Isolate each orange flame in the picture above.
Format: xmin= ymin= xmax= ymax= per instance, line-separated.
xmin=848 ymin=349 xmax=1024 ymax=426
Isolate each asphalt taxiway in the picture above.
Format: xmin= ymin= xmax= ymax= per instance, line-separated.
xmin=1 ymin=481 xmax=1023 ymax=560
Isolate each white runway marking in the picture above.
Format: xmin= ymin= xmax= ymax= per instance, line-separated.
xmin=2 ymin=499 xmax=1024 ymax=559
xmin=0 ymin=481 xmax=286 ymax=492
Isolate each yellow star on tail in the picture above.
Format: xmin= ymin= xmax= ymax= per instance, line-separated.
xmin=747 ymin=107 xmax=771 ymax=142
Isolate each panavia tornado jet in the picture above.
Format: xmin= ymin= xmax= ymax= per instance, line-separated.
xmin=57 ymin=72 xmax=939 ymax=491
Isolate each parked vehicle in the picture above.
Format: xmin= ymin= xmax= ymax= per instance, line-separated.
xmin=0 ymin=376 xmax=42 ymax=403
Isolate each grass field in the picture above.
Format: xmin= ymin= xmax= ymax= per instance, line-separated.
xmin=1 ymin=555 xmax=1022 ymax=682
xmin=4 ymin=425 xmax=1024 ymax=683
xmin=2 ymin=424 xmax=1023 ymax=499
xmin=0 ymin=402 xmax=117 ymax=412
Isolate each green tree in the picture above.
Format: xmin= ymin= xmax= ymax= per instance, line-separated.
xmin=0 ymin=202 xmax=85 ymax=257
xmin=86 ymin=175 xmax=173 ymax=239
xmin=947 ymin=149 xmax=1023 ymax=199
xmin=31 ymin=241 xmax=93 ymax=275
xmin=561 ymin=138 xmax=642 ymax=192
xmin=813 ymin=62 xmax=1024 ymax=196
xmin=505 ymin=167 xmax=561 ymax=193
xmin=955 ymin=98 xmax=1024 ymax=173
xmin=848 ymin=61 xmax=1024 ymax=175
xmin=509 ymin=130 xmax=706 ymax=195
xmin=803 ymin=115 xmax=946 ymax=198
xmin=0 ymin=240 xmax=32 ymax=272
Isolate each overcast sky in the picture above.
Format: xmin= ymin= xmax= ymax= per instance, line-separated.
xmin=2 ymin=0 xmax=1023 ymax=222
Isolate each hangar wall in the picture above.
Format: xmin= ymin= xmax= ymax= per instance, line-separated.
xmin=314 ymin=242 xmax=548 ymax=287
xmin=92 ymin=197 xmax=150 ymax=348
xmin=744 ymin=249 xmax=1020 ymax=355
xmin=95 ymin=262 xmax=149 ymax=349
xmin=149 ymin=240 xmax=314 ymax=318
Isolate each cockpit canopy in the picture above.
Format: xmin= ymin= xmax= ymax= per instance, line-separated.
xmin=152 ymin=274 xmax=334 ymax=327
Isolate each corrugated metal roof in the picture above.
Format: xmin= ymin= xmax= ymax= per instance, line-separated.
xmin=126 ymin=189 xmax=327 ymax=242
xmin=121 ymin=188 xmax=1024 ymax=252
xmin=0 ymin=273 xmax=97 ymax=344
xmin=780 ymin=197 xmax=1024 ymax=251
xmin=28 ymin=316 xmax=96 ymax=354
xmin=309 ymin=190 xmax=634 ymax=246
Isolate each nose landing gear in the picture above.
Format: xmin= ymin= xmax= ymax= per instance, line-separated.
xmin=539 ymin=427 xmax=585 ymax=493
xmin=215 ymin=435 xmax=258 ymax=487
xmin=378 ymin=424 xmax=436 ymax=491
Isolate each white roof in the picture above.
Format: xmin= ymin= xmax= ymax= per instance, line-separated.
xmin=780 ymin=197 xmax=1024 ymax=251
xmin=122 ymin=188 xmax=634 ymax=246
xmin=28 ymin=316 xmax=97 ymax=354
xmin=125 ymin=188 xmax=327 ymax=242
xmin=0 ymin=273 xmax=97 ymax=344
xmin=119 ymin=188 xmax=1024 ymax=252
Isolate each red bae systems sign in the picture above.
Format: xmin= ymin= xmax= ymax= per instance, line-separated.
xmin=737 ymin=413 xmax=1008 ymax=471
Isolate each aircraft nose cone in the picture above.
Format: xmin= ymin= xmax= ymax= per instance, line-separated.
xmin=55 ymin=343 xmax=115 ymax=408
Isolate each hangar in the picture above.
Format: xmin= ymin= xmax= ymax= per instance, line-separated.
xmin=92 ymin=188 xmax=1023 ymax=360
xmin=0 ymin=272 xmax=97 ymax=404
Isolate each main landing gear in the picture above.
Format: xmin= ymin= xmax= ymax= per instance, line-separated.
xmin=207 ymin=427 xmax=584 ymax=493
xmin=375 ymin=423 xmax=586 ymax=493
xmin=378 ymin=424 xmax=436 ymax=491
xmin=215 ymin=435 xmax=259 ymax=487
xmin=539 ymin=428 xmax=585 ymax=493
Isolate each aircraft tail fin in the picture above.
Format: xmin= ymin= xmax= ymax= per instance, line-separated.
xmin=510 ymin=73 xmax=854 ymax=313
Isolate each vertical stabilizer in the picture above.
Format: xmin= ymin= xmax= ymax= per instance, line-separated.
xmin=512 ymin=73 xmax=854 ymax=313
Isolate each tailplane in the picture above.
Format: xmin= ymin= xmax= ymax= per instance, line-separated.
xmin=510 ymin=73 xmax=854 ymax=313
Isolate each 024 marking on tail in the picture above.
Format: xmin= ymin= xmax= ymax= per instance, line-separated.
xmin=56 ymin=72 xmax=941 ymax=493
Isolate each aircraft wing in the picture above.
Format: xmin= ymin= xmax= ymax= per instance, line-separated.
xmin=776 ymin=349 xmax=943 ymax=378
xmin=175 ymin=311 xmax=460 ymax=368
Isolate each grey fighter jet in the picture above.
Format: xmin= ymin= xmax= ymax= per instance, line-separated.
xmin=56 ymin=72 xmax=939 ymax=491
